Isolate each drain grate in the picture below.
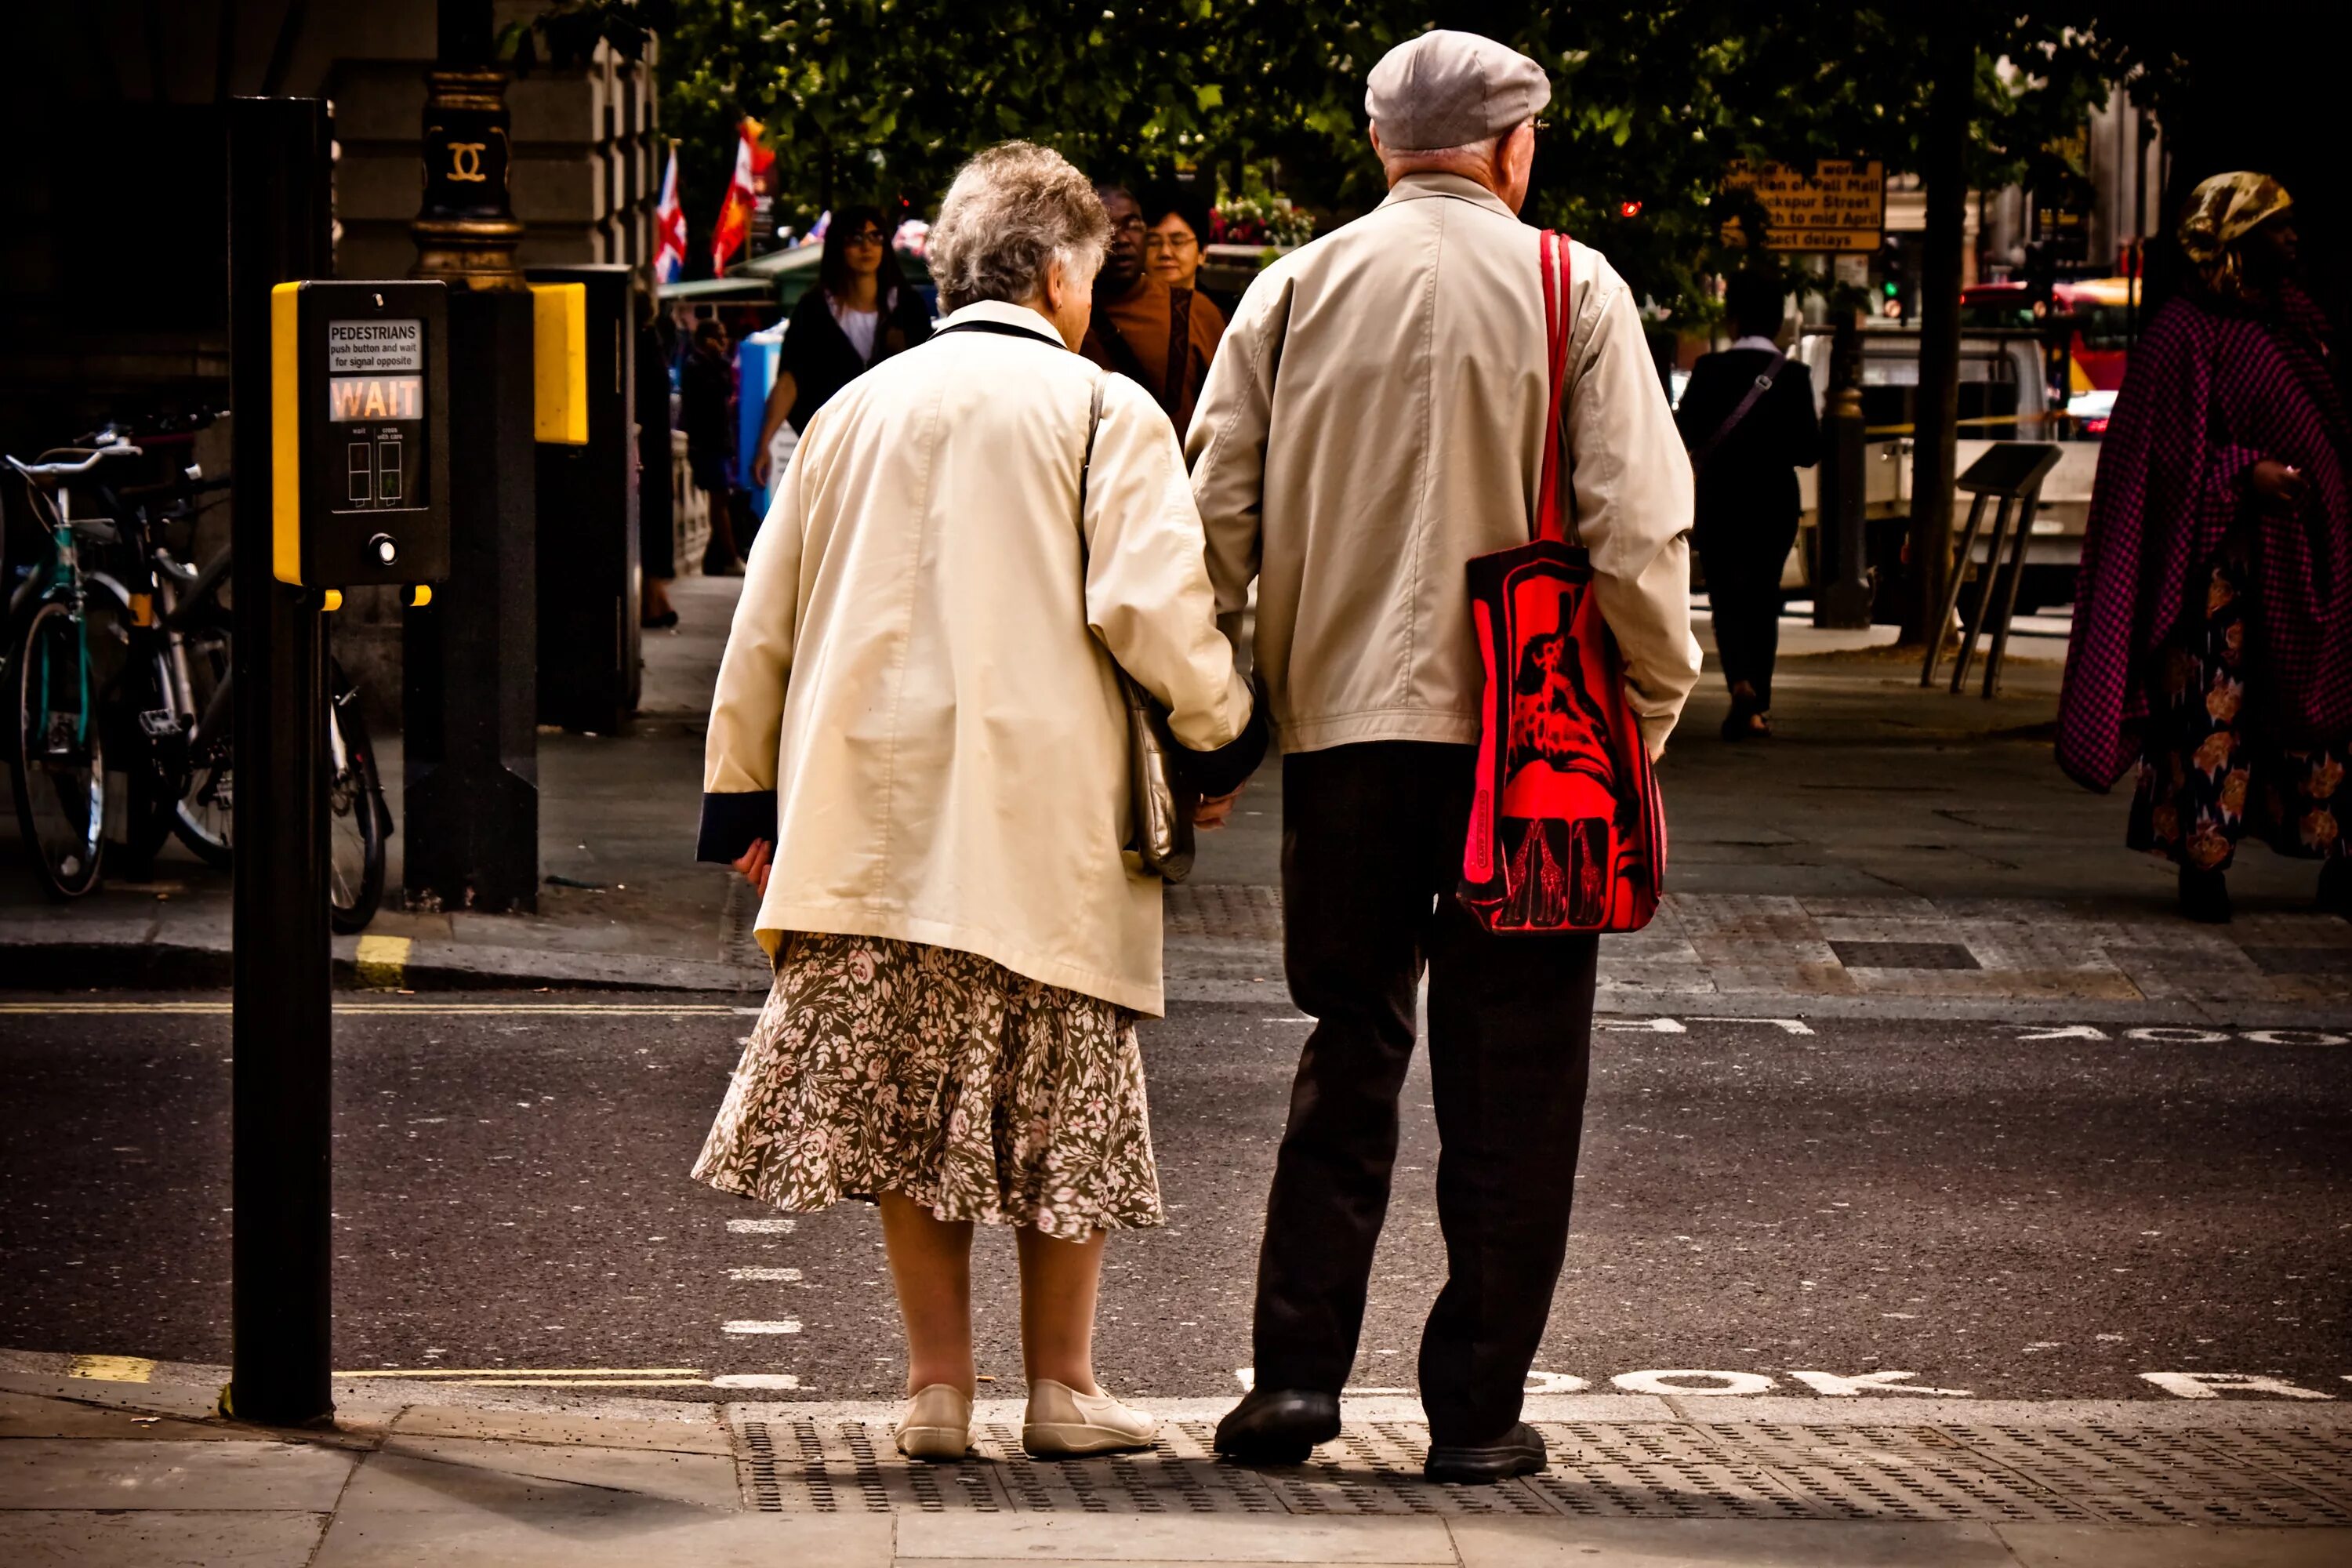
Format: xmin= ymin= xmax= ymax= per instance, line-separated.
xmin=1829 ymin=939 xmax=1981 ymax=971
xmin=733 ymin=1419 xmax=2352 ymax=1523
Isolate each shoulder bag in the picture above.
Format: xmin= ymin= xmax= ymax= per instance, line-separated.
xmin=1686 ymin=346 xmax=1788 ymax=474
xmin=1458 ymin=230 xmax=1668 ymax=934
xmin=1079 ymin=378 xmax=1197 ymax=882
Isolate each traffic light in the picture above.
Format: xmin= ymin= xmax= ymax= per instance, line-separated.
xmin=1619 ymin=200 xmax=1643 ymax=219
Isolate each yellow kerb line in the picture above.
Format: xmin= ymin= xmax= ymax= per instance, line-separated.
xmin=354 ymin=934 xmax=411 ymax=990
xmin=338 ymin=1367 xmax=703 ymax=1378
xmin=68 ymin=1355 xmax=158 ymax=1382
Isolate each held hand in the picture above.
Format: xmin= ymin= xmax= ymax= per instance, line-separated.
xmin=2250 ymin=459 xmax=2308 ymax=511
xmin=731 ymin=838 xmax=773 ymax=896
xmin=1193 ymin=789 xmax=1243 ymax=831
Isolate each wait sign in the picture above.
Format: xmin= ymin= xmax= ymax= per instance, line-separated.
xmin=1722 ymin=160 xmax=1886 ymax=253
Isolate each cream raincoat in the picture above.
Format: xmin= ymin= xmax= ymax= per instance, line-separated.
xmin=698 ymin=301 xmax=1256 ymax=1014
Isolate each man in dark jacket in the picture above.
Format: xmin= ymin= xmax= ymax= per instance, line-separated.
xmin=1675 ymin=272 xmax=1820 ymax=739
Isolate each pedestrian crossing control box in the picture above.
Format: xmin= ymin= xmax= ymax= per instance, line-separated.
xmin=271 ymin=280 xmax=451 ymax=595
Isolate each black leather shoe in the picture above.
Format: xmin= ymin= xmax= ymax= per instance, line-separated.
xmin=1425 ymin=1422 xmax=1547 ymax=1484
xmin=2180 ymin=865 xmax=2232 ymax=924
xmin=2320 ymin=858 xmax=2352 ymax=920
xmin=1213 ymin=1388 xmax=1340 ymax=1464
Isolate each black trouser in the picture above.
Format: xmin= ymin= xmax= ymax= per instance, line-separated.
xmin=1250 ymin=742 xmax=1598 ymax=1444
xmin=1700 ymin=531 xmax=1792 ymax=710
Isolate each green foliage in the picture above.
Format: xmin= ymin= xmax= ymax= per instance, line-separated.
xmin=659 ymin=2 xmax=2132 ymax=305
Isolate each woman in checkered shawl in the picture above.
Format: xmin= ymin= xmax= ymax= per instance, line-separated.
xmin=2058 ymin=172 xmax=2352 ymax=923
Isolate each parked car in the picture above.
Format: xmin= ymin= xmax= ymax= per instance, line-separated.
xmin=1777 ymin=325 xmax=2095 ymax=616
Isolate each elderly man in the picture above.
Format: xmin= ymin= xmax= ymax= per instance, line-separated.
xmin=1191 ymin=31 xmax=1698 ymax=1482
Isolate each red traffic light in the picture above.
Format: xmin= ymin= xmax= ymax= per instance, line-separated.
xmin=1619 ymin=200 xmax=1643 ymax=219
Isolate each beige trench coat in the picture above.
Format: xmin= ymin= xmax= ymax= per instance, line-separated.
xmin=1188 ymin=172 xmax=1701 ymax=759
xmin=699 ymin=300 xmax=1254 ymax=1014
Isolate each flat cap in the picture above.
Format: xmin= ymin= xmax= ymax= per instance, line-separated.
xmin=1364 ymin=30 xmax=1551 ymax=153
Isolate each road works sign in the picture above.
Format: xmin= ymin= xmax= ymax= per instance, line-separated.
xmin=1722 ymin=160 xmax=1887 ymax=253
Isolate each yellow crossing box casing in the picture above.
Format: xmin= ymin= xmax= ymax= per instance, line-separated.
xmin=530 ymin=282 xmax=588 ymax=445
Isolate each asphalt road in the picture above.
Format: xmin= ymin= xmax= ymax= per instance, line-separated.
xmin=2 ymin=993 xmax=2346 ymax=1405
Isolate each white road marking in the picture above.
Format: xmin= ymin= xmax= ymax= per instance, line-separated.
xmin=729 ymin=1267 xmax=802 ymax=1282
xmin=1525 ymin=1372 xmax=1591 ymax=1394
xmin=728 ymin=1218 xmax=796 ymax=1234
xmin=713 ymin=1374 xmax=801 ymax=1390
xmin=724 ymin=1320 xmax=803 ymax=1335
xmin=2125 ymin=1026 xmax=2230 ymax=1044
xmin=1599 ymin=1018 xmax=1686 ymax=1033
xmin=2017 ymin=1025 xmax=2109 ymax=1041
xmin=1790 ymin=1370 xmax=1973 ymax=1397
xmin=1612 ymin=1370 xmax=1777 ymax=1396
xmin=2241 ymin=1029 xmax=2348 ymax=1047
xmin=1686 ymin=1016 xmax=1815 ymax=1035
xmin=2140 ymin=1372 xmax=2334 ymax=1400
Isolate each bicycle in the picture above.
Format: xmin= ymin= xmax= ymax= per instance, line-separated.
xmin=2 ymin=441 xmax=145 ymax=898
xmin=3 ymin=432 xmax=390 ymax=928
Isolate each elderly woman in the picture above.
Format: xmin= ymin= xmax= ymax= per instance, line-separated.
xmin=691 ymin=141 xmax=1262 ymax=1461
xmin=2060 ymin=172 xmax=2351 ymax=922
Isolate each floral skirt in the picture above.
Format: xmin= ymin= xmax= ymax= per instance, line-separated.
xmin=691 ymin=932 xmax=1162 ymax=1240
xmin=2129 ymin=550 xmax=2349 ymax=870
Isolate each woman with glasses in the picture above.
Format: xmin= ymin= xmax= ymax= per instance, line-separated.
xmin=1140 ymin=186 xmax=1214 ymax=297
xmin=753 ymin=205 xmax=935 ymax=486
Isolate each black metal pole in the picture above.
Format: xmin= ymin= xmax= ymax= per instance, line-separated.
xmin=226 ymin=95 xmax=336 ymax=1428
xmin=1815 ymin=305 xmax=1873 ymax=630
xmin=1901 ymin=21 xmax=1972 ymax=648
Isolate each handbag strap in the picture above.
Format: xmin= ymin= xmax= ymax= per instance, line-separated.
xmin=1687 ymin=347 xmax=1788 ymax=474
xmin=1079 ymin=376 xmax=1106 ymax=518
xmin=1536 ymin=230 xmax=1575 ymax=545
xmin=1163 ymin=287 xmax=1194 ymax=416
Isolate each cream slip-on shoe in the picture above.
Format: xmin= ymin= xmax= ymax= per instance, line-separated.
xmin=894 ymin=1383 xmax=973 ymax=1460
xmin=1022 ymin=1378 xmax=1159 ymax=1457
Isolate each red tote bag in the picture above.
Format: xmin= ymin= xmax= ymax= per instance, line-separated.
xmin=1458 ymin=229 xmax=1668 ymax=935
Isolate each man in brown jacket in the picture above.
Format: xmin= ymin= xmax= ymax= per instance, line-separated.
xmin=1081 ymin=183 xmax=1223 ymax=433
xmin=1192 ymin=30 xmax=1699 ymax=1483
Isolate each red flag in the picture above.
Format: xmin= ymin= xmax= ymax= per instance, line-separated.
xmin=711 ymin=117 xmax=773 ymax=276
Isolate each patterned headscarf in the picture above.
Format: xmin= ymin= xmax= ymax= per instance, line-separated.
xmin=2179 ymin=172 xmax=2293 ymax=299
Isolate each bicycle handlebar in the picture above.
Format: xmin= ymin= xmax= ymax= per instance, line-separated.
xmin=9 ymin=445 xmax=145 ymax=480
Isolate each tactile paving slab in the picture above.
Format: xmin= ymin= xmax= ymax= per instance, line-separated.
xmin=733 ymin=1417 xmax=2352 ymax=1523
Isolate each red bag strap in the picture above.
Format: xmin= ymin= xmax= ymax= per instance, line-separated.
xmin=1534 ymin=229 xmax=1574 ymax=544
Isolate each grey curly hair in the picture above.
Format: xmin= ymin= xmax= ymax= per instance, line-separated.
xmin=928 ymin=141 xmax=1111 ymax=312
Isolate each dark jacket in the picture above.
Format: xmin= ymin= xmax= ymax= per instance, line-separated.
xmin=1675 ymin=347 xmax=1820 ymax=547
xmin=680 ymin=343 xmax=735 ymax=461
xmin=778 ymin=285 xmax=933 ymax=434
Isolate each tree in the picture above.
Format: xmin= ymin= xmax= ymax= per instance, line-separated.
xmin=662 ymin=0 xmax=1234 ymax=268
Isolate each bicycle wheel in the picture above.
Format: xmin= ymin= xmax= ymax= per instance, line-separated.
xmin=171 ymin=644 xmax=233 ymax=869
xmin=9 ymin=600 xmax=106 ymax=898
xmin=326 ymin=692 xmax=386 ymax=933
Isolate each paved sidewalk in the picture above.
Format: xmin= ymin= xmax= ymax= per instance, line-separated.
xmin=5 ymin=1359 xmax=2347 ymax=1566
xmin=2 ymin=586 xmax=2346 ymax=1012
